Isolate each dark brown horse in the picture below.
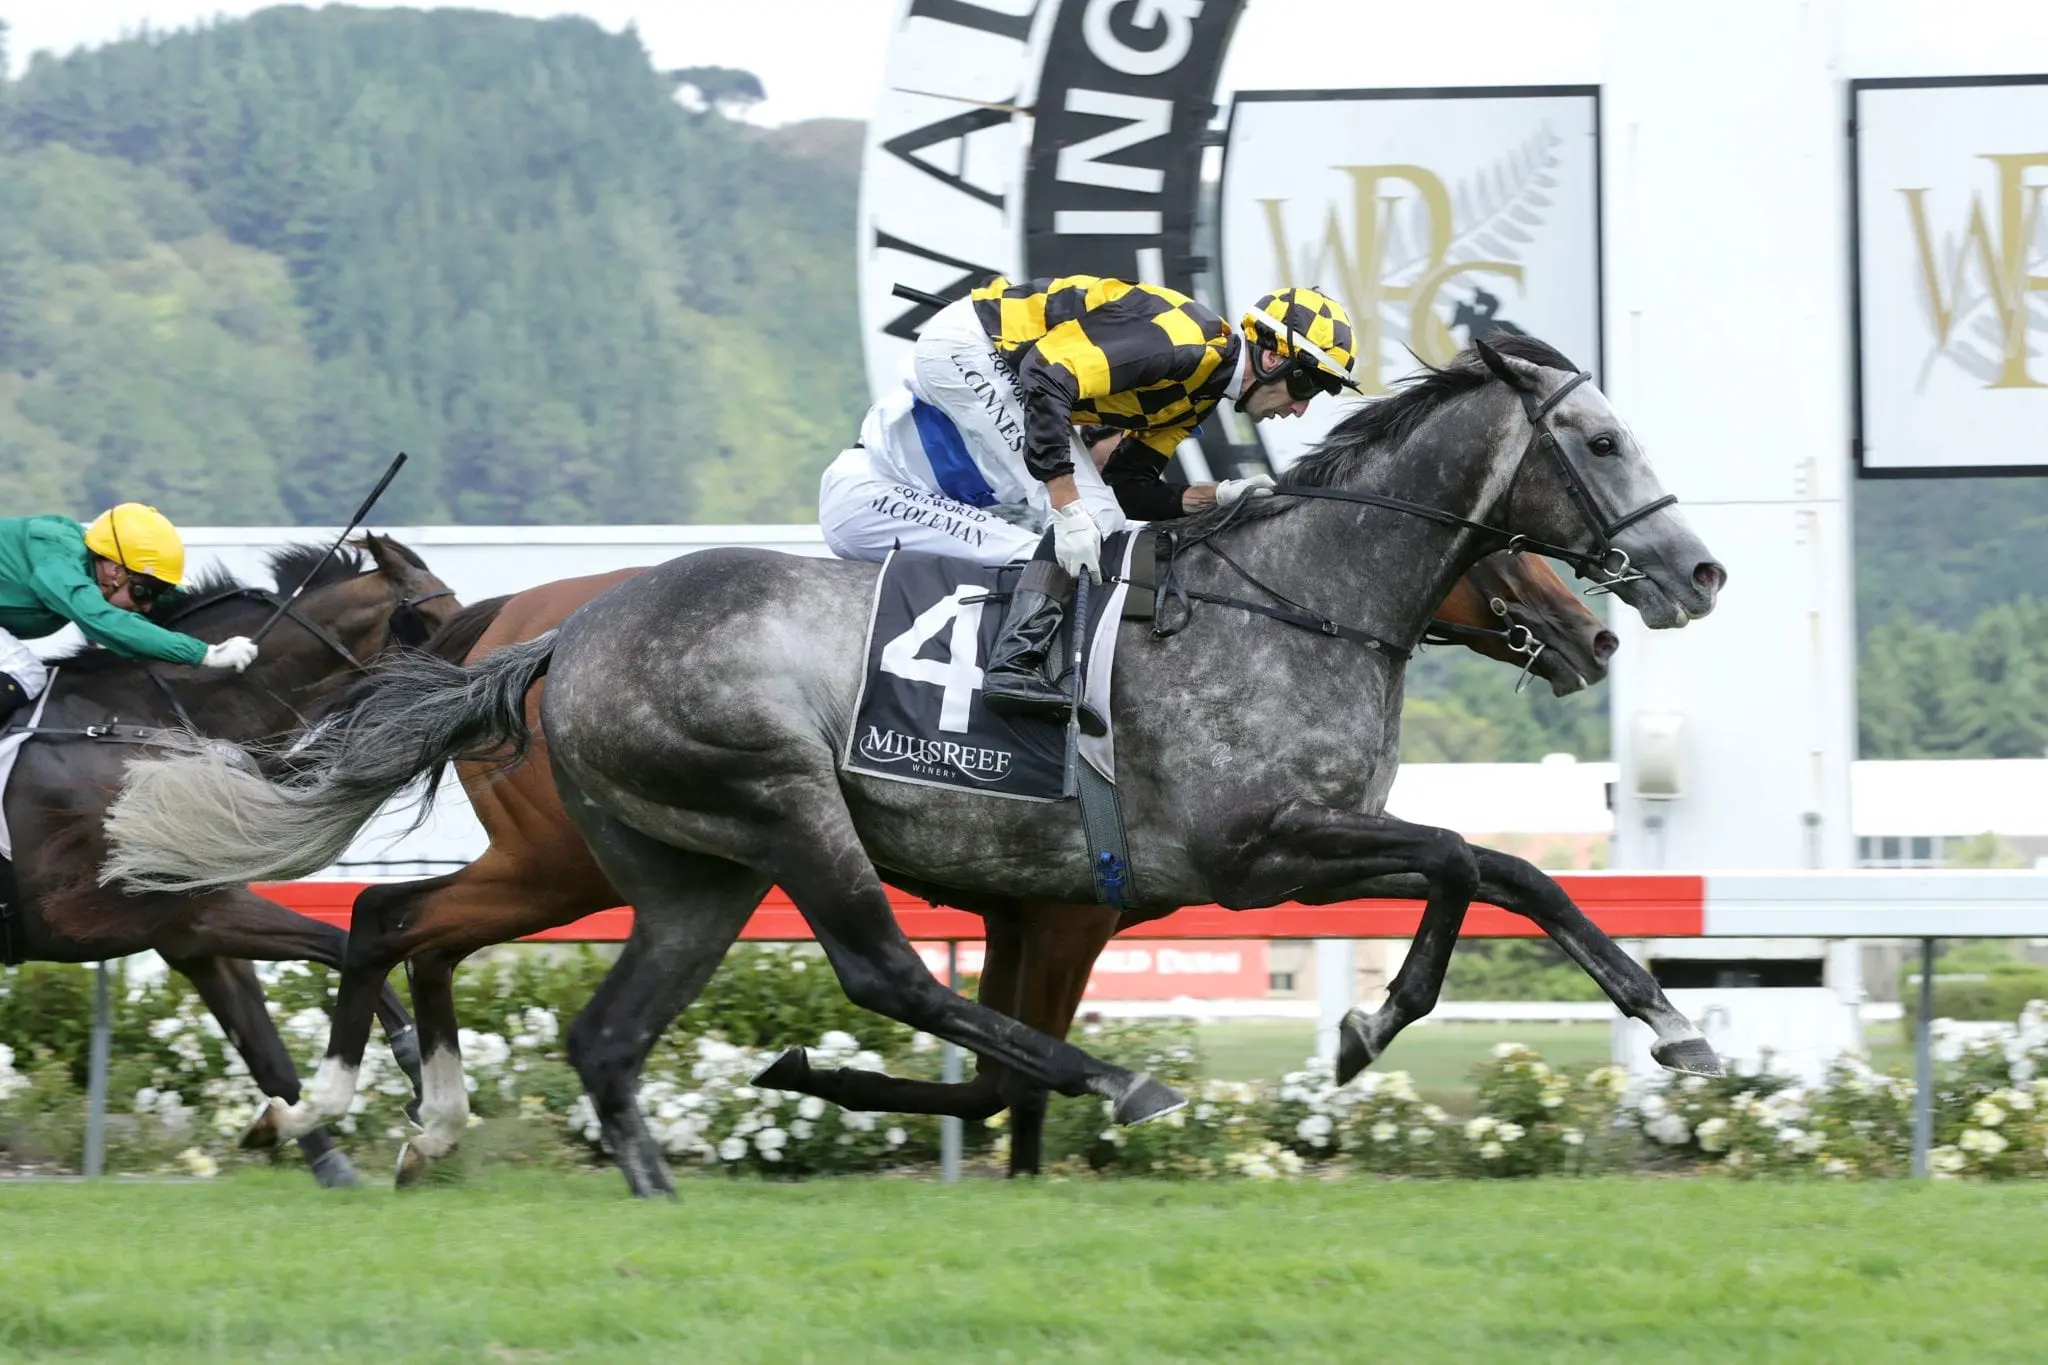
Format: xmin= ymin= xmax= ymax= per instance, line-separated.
xmin=5 ymin=536 xmax=461 ymax=1186
xmin=234 ymin=549 xmax=1613 ymax=1183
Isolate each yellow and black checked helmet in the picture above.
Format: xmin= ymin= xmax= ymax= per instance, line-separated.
xmin=1241 ymin=286 xmax=1361 ymax=394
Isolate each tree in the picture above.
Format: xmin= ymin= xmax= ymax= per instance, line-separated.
xmin=667 ymin=65 xmax=765 ymax=118
xmin=0 ymin=9 xmax=865 ymax=526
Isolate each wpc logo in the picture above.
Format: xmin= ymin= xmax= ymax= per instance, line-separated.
xmin=1901 ymin=151 xmax=2048 ymax=390
xmin=1254 ymin=132 xmax=1561 ymax=394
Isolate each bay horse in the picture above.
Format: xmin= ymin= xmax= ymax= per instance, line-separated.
xmin=7 ymin=535 xmax=461 ymax=1186
xmin=104 ymin=335 xmax=1723 ymax=1197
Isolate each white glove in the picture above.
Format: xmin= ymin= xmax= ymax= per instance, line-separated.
xmin=1216 ymin=473 xmax=1277 ymax=507
xmin=1050 ymin=501 xmax=1105 ymax=583
xmin=202 ymin=636 xmax=259 ymax=673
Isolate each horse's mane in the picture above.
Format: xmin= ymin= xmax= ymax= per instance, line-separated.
xmin=50 ymin=542 xmax=371 ymax=676
xmin=1174 ymin=333 xmax=1582 ymax=538
xmin=262 ymin=542 xmax=371 ymax=596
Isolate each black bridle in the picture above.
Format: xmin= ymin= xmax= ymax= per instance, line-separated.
xmin=1267 ymin=369 xmax=1677 ymax=592
xmin=1145 ymin=366 xmax=1678 ymax=660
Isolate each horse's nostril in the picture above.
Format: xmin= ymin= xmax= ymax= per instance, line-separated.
xmin=1593 ymin=631 xmax=1619 ymax=664
xmin=1693 ymin=560 xmax=1727 ymax=594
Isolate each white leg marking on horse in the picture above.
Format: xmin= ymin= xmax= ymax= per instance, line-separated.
xmin=275 ymin=1057 xmax=358 ymax=1140
xmin=407 ymin=1047 xmax=470 ymax=1160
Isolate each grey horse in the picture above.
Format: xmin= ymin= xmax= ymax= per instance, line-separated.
xmin=101 ymin=336 xmax=1725 ymax=1198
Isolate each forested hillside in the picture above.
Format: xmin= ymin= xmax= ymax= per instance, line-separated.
xmin=0 ymin=9 xmax=2035 ymax=761
xmin=0 ymin=8 xmax=866 ymax=525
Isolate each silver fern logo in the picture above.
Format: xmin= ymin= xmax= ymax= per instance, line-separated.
xmin=1259 ymin=127 xmax=1561 ymax=393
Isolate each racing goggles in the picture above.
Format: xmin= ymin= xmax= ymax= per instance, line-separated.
xmin=1278 ymin=356 xmax=1346 ymax=402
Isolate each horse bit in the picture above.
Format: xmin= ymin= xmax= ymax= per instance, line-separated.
xmin=1420 ymin=604 xmax=1546 ymax=693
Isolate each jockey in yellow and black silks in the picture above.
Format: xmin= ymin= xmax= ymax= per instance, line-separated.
xmin=819 ymin=278 xmax=1359 ymax=724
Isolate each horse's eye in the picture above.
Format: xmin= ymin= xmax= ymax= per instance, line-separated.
xmin=1589 ymin=435 xmax=1617 ymax=456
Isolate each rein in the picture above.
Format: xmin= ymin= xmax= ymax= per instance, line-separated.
xmin=1146 ymin=366 xmax=1676 ymax=664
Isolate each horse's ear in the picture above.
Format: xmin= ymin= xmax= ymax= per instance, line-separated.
xmin=360 ymin=532 xmax=431 ymax=589
xmin=1473 ymin=336 xmax=1540 ymax=393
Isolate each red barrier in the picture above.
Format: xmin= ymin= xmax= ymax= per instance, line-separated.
xmin=253 ymin=874 xmax=1705 ymax=940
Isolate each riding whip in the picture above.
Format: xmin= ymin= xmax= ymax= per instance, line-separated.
xmin=251 ymin=451 xmax=409 ymax=646
xmin=891 ymin=282 xmax=954 ymax=311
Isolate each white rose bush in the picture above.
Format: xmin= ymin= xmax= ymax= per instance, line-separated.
xmin=564 ymin=1030 xmax=940 ymax=1175
xmin=9 ymin=950 xmax=2048 ymax=1184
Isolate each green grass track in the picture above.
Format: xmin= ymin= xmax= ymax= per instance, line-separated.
xmin=2 ymin=1171 xmax=2044 ymax=1362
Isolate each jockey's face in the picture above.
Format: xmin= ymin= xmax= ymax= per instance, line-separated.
xmin=1243 ymin=373 xmax=1310 ymax=422
xmin=92 ymin=556 xmax=155 ymax=614
xmin=1241 ymin=345 xmax=1313 ymax=422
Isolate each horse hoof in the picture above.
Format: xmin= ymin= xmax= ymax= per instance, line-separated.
xmin=751 ymin=1047 xmax=810 ymax=1090
xmin=1335 ymin=1009 xmax=1377 ymax=1086
xmin=1113 ymin=1073 xmax=1186 ymax=1126
xmin=394 ymin=1140 xmax=429 ymax=1189
xmin=240 ymin=1098 xmax=285 ymax=1151
xmin=310 ymin=1148 xmax=362 ymax=1189
xmin=1652 ymin=1036 xmax=1725 ymax=1077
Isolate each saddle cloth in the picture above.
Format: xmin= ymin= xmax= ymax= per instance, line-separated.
xmin=842 ymin=533 xmax=1140 ymax=801
xmin=0 ymin=681 xmax=55 ymax=861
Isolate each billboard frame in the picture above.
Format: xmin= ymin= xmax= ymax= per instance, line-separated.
xmin=1849 ymin=73 xmax=2048 ymax=481
xmin=1217 ymin=83 xmax=1606 ymax=397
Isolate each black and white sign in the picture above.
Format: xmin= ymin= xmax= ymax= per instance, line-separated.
xmin=1020 ymin=0 xmax=1242 ymax=295
xmin=857 ymin=0 xmax=1247 ymax=402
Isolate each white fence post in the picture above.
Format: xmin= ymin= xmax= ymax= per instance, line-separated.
xmin=1911 ymin=937 xmax=1935 ymax=1179
xmin=1313 ymin=939 xmax=1355 ymax=1062
xmin=83 ymin=961 xmax=112 ymax=1178
xmin=940 ymin=939 xmax=962 ymax=1183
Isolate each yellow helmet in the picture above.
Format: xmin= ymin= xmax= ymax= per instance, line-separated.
xmin=84 ymin=503 xmax=187 ymax=587
xmin=1241 ymin=286 xmax=1361 ymax=392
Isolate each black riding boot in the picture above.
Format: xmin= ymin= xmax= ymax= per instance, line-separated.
xmin=982 ymin=559 xmax=1105 ymax=734
xmin=981 ymin=558 xmax=1072 ymax=722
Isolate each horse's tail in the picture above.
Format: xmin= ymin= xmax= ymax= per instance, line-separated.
xmin=99 ymin=633 xmax=557 ymax=893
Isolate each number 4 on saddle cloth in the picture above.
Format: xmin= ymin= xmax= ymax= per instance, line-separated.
xmin=843 ymin=532 xmax=1144 ymax=904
